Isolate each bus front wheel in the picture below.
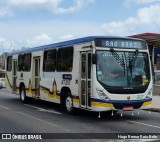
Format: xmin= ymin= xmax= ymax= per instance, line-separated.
xmin=64 ymin=92 xmax=74 ymax=114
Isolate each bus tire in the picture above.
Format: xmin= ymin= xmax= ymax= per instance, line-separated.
xmin=64 ymin=92 xmax=74 ymax=114
xmin=20 ymin=86 xmax=28 ymax=103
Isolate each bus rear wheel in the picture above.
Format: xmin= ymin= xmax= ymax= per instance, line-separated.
xmin=20 ymin=86 xmax=28 ymax=103
xmin=64 ymin=92 xmax=74 ymax=114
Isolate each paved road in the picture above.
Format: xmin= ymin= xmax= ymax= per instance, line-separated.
xmin=0 ymin=88 xmax=160 ymax=141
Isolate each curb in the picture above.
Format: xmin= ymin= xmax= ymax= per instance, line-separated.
xmin=150 ymin=108 xmax=160 ymax=113
xmin=144 ymin=108 xmax=160 ymax=113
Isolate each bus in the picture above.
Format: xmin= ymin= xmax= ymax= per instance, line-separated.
xmin=5 ymin=36 xmax=152 ymax=115
xmin=0 ymin=70 xmax=6 ymax=88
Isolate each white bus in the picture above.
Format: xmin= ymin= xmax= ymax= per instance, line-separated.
xmin=6 ymin=36 xmax=152 ymax=114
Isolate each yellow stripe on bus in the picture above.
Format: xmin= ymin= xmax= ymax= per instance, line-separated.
xmin=40 ymin=87 xmax=60 ymax=99
xmin=73 ymin=98 xmax=80 ymax=103
xmin=142 ymin=101 xmax=152 ymax=106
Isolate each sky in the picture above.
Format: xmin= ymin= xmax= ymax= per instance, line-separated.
xmin=0 ymin=0 xmax=160 ymax=54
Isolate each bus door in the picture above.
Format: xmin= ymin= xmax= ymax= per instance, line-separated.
xmin=12 ymin=60 xmax=17 ymax=93
xmin=80 ymin=52 xmax=92 ymax=109
xmin=33 ymin=57 xmax=40 ymax=97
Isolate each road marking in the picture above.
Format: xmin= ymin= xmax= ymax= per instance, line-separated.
xmin=16 ymin=111 xmax=70 ymax=132
xmin=24 ymin=104 xmax=44 ymax=110
xmin=24 ymin=104 xmax=61 ymax=115
xmin=38 ymin=109 xmax=61 ymax=114
xmin=128 ymin=120 xmax=160 ymax=129
xmin=0 ymin=105 xmax=10 ymax=110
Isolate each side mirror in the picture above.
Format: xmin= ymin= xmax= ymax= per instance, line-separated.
xmin=92 ymin=54 xmax=97 ymax=64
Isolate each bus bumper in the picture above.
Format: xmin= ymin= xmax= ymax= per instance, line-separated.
xmin=91 ymin=98 xmax=152 ymax=112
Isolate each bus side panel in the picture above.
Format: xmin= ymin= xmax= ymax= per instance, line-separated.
xmin=39 ymin=72 xmax=79 ymax=108
xmin=17 ymin=71 xmax=32 ymax=97
xmin=39 ymin=46 xmax=81 ymax=108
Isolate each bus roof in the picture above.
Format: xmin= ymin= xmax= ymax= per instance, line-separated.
xmin=8 ymin=36 xmax=144 ymax=56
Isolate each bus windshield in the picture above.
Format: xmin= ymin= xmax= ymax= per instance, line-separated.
xmin=96 ymin=50 xmax=150 ymax=87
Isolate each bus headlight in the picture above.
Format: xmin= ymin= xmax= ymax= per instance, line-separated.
xmin=96 ymin=88 xmax=110 ymax=100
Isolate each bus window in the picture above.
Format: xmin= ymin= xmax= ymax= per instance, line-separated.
xmin=43 ymin=49 xmax=57 ymax=72
xmin=18 ymin=53 xmax=31 ymax=71
xmin=23 ymin=53 xmax=31 ymax=71
xmin=81 ymin=54 xmax=86 ymax=78
xmin=57 ymin=47 xmax=73 ymax=72
xmin=7 ymin=56 xmax=12 ymax=71
xmin=18 ymin=54 xmax=23 ymax=71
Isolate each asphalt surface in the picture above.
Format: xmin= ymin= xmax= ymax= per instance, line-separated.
xmin=0 ymin=88 xmax=160 ymax=141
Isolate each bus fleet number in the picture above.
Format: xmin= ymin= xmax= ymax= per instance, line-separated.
xmin=61 ymin=80 xmax=70 ymax=85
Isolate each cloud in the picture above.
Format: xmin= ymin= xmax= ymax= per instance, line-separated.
xmin=55 ymin=0 xmax=95 ymax=14
xmin=1 ymin=33 xmax=54 ymax=54
xmin=0 ymin=37 xmax=7 ymax=43
xmin=124 ymin=0 xmax=160 ymax=7
xmin=101 ymin=4 xmax=160 ymax=36
xmin=10 ymin=0 xmax=50 ymax=5
xmin=60 ymin=34 xmax=74 ymax=40
xmin=6 ymin=0 xmax=95 ymax=14
xmin=0 ymin=37 xmax=14 ymax=54
xmin=24 ymin=33 xmax=53 ymax=47
xmin=0 ymin=7 xmax=13 ymax=18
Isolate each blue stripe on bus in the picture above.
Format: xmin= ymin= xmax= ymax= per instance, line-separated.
xmin=39 ymin=85 xmax=61 ymax=96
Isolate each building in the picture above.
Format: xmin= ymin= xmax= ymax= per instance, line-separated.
xmin=130 ymin=33 xmax=160 ymax=87
xmin=0 ymin=52 xmax=7 ymax=70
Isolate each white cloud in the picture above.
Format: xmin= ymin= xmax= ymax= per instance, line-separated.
xmin=0 ymin=37 xmax=14 ymax=54
xmin=101 ymin=4 xmax=160 ymax=36
xmin=60 ymin=34 xmax=74 ymax=40
xmin=24 ymin=33 xmax=53 ymax=47
xmin=0 ymin=7 xmax=13 ymax=18
xmin=136 ymin=0 xmax=160 ymax=3
xmin=10 ymin=0 xmax=50 ymax=5
xmin=0 ymin=37 xmax=7 ymax=43
xmin=55 ymin=0 xmax=95 ymax=14
xmin=7 ymin=0 xmax=95 ymax=14
xmin=0 ymin=19 xmax=102 ymax=51
xmin=1 ymin=33 xmax=54 ymax=54
xmin=124 ymin=0 xmax=160 ymax=7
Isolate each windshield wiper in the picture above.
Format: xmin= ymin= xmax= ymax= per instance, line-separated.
xmin=110 ymin=48 xmax=125 ymax=74
xmin=110 ymin=48 xmax=125 ymax=68
xmin=128 ymin=49 xmax=139 ymax=76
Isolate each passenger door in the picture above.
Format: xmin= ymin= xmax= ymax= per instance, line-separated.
xmin=12 ymin=60 xmax=17 ymax=93
xmin=33 ymin=57 xmax=41 ymax=97
xmin=80 ymin=52 xmax=92 ymax=109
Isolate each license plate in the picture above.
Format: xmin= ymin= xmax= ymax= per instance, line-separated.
xmin=123 ymin=106 xmax=134 ymax=111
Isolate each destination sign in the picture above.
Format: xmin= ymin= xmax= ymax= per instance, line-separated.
xmin=95 ymin=39 xmax=147 ymax=49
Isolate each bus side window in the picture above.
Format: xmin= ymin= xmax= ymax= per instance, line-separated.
xmin=43 ymin=49 xmax=57 ymax=72
xmin=7 ymin=56 xmax=12 ymax=71
xmin=57 ymin=47 xmax=73 ymax=72
xmin=23 ymin=53 xmax=31 ymax=71
xmin=18 ymin=53 xmax=31 ymax=71
xmin=81 ymin=54 xmax=86 ymax=78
